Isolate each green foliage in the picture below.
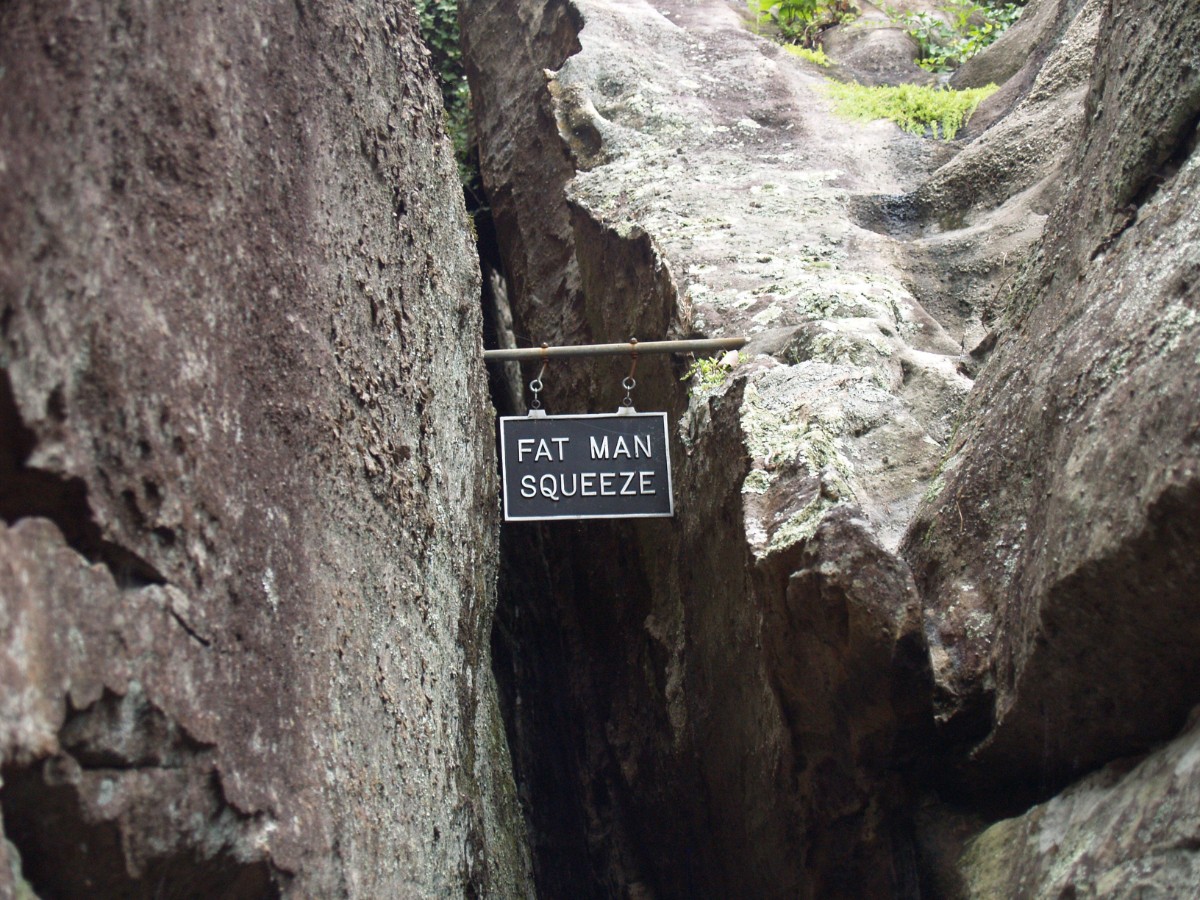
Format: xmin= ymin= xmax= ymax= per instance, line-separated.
xmin=414 ymin=0 xmax=473 ymax=183
xmin=785 ymin=44 xmax=832 ymax=67
xmin=682 ymin=353 xmax=744 ymax=395
xmin=825 ymin=80 xmax=998 ymax=139
xmin=884 ymin=0 xmax=1025 ymax=72
xmin=752 ymin=0 xmax=859 ymax=48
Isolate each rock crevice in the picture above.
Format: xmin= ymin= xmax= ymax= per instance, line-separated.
xmin=1 ymin=0 xmax=532 ymax=895
xmin=467 ymin=0 xmax=1200 ymax=894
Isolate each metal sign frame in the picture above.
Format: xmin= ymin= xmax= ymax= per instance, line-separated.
xmin=499 ymin=411 xmax=674 ymax=522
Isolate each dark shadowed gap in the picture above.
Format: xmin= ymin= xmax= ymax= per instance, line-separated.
xmin=0 ymin=688 xmax=281 ymax=899
xmin=1 ymin=763 xmax=278 ymax=900
xmin=475 ymin=181 xmax=606 ymax=896
xmin=0 ymin=370 xmax=165 ymax=588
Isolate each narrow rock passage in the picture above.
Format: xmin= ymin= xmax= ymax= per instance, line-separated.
xmin=465 ymin=0 xmax=1191 ymax=896
xmin=548 ymin=0 xmax=976 ymax=550
xmin=470 ymin=0 xmax=978 ymax=893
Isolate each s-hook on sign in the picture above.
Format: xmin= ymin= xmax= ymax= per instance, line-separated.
xmin=499 ymin=411 xmax=674 ymax=521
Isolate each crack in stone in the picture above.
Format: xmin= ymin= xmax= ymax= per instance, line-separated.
xmin=0 ymin=369 xmax=166 ymax=589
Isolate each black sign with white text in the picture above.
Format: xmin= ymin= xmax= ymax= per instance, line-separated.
xmin=499 ymin=412 xmax=674 ymax=521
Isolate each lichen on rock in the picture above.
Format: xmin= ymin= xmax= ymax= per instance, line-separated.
xmin=465 ymin=0 xmax=1200 ymax=894
xmin=0 ymin=0 xmax=532 ymax=895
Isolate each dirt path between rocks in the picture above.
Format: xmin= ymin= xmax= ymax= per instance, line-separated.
xmin=550 ymin=0 xmax=978 ymax=548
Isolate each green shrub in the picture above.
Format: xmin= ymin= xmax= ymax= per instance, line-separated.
xmin=786 ymin=44 xmax=832 ymax=67
xmin=884 ymin=0 xmax=1025 ymax=72
xmin=752 ymin=0 xmax=858 ymax=48
xmin=682 ymin=353 xmax=744 ymax=395
xmin=414 ymin=0 xmax=473 ymax=183
xmin=825 ymin=81 xmax=998 ymax=139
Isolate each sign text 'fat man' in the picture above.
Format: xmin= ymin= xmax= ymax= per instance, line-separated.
xmin=499 ymin=412 xmax=674 ymax=521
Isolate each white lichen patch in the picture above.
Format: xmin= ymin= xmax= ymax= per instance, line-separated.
xmin=742 ymin=467 xmax=776 ymax=494
xmin=741 ymin=366 xmax=867 ymax=491
xmin=262 ymin=567 xmax=280 ymax=614
xmin=1095 ymin=343 xmax=1135 ymax=386
xmin=742 ymin=378 xmax=812 ymax=462
xmin=806 ymin=330 xmax=894 ymax=366
xmin=769 ymin=495 xmax=844 ymax=551
xmin=922 ymin=471 xmax=947 ymax=503
xmin=963 ymin=606 xmax=995 ymax=642
xmin=1155 ymin=302 xmax=1200 ymax=359
xmin=752 ymin=268 xmax=916 ymax=331
xmin=752 ymin=305 xmax=783 ymax=326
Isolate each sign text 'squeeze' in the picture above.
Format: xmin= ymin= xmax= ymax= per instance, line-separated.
xmin=499 ymin=412 xmax=674 ymax=521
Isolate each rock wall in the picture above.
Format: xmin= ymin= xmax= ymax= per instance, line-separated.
xmin=465 ymin=0 xmax=1199 ymax=895
xmin=951 ymin=709 xmax=1200 ymax=897
xmin=908 ymin=0 xmax=1200 ymax=795
xmin=0 ymin=1 xmax=531 ymax=896
xmin=906 ymin=0 xmax=1200 ymax=891
xmin=466 ymin=0 xmax=966 ymax=893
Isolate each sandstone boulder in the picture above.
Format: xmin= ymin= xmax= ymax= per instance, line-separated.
xmin=0 ymin=1 xmax=531 ymax=894
xmin=948 ymin=708 xmax=1200 ymax=897
xmin=905 ymin=0 xmax=1200 ymax=801
xmin=465 ymin=0 xmax=1199 ymax=893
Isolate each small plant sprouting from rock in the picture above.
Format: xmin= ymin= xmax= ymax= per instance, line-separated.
xmin=884 ymin=0 xmax=1026 ymax=72
xmin=683 ymin=351 xmax=744 ymax=396
xmin=414 ymin=0 xmax=473 ymax=184
xmin=785 ymin=44 xmax=832 ymax=67
xmin=751 ymin=0 xmax=859 ymax=48
xmin=825 ymin=81 xmax=998 ymax=140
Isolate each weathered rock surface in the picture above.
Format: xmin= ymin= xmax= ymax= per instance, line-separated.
xmin=820 ymin=5 xmax=932 ymax=87
xmin=467 ymin=0 xmax=1199 ymax=895
xmin=461 ymin=0 xmax=584 ymax=355
xmin=0 ymin=1 xmax=530 ymax=895
xmin=856 ymin=0 xmax=1102 ymax=355
xmin=466 ymin=0 xmax=967 ymax=893
xmin=950 ymin=0 xmax=1069 ymax=91
xmin=905 ymin=0 xmax=1200 ymax=800
xmin=944 ymin=707 xmax=1200 ymax=898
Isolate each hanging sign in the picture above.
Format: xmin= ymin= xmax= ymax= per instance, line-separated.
xmin=499 ymin=411 xmax=674 ymax=521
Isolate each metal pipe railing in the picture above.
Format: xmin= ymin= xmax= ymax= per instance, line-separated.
xmin=482 ymin=337 xmax=746 ymax=362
